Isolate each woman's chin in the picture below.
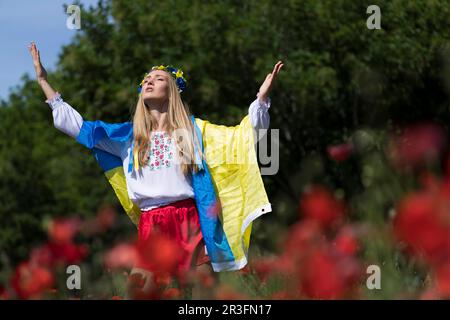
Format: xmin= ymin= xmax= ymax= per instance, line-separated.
xmin=143 ymin=96 xmax=167 ymax=107
xmin=143 ymin=93 xmax=158 ymax=101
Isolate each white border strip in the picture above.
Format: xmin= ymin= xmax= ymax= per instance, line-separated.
xmin=211 ymin=203 xmax=272 ymax=272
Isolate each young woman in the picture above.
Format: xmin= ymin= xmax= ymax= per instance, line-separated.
xmin=28 ymin=42 xmax=283 ymax=297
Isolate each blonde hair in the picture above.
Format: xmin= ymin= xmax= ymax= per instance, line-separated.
xmin=131 ymin=70 xmax=203 ymax=176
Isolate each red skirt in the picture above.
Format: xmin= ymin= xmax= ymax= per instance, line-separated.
xmin=135 ymin=198 xmax=210 ymax=274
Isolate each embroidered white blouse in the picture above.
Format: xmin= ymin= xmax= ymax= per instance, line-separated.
xmin=46 ymin=93 xmax=271 ymax=211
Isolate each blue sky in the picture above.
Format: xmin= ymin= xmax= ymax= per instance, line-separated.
xmin=0 ymin=0 xmax=99 ymax=102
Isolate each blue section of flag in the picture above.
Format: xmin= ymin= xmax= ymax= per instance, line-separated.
xmin=190 ymin=115 xmax=235 ymax=263
xmin=75 ymin=117 xmax=235 ymax=265
xmin=92 ymin=147 xmax=123 ymax=172
xmin=76 ymin=120 xmax=133 ymax=149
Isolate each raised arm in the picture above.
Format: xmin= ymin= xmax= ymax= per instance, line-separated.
xmin=28 ymin=42 xmax=124 ymax=157
xmin=29 ymin=42 xmax=82 ymax=137
xmin=249 ymin=60 xmax=283 ymax=140
xmin=28 ymin=42 xmax=56 ymax=100
xmin=257 ymin=60 xmax=283 ymax=106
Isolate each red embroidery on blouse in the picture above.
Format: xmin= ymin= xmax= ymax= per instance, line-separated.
xmin=148 ymin=132 xmax=173 ymax=171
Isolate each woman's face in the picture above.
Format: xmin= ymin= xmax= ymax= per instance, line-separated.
xmin=141 ymin=70 xmax=170 ymax=105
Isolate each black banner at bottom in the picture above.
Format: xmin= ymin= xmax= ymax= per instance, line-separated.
xmin=0 ymin=300 xmax=448 ymax=319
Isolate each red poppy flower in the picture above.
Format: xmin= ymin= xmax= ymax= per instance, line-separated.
xmin=11 ymin=262 xmax=54 ymax=299
xmin=162 ymin=288 xmax=182 ymax=299
xmin=0 ymin=285 xmax=9 ymax=300
xmin=47 ymin=217 xmax=82 ymax=244
xmin=104 ymin=243 xmax=139 ymax=270
xmin=333 ymin=227 xmax=359 ymax=257
xmin=299 ymin=186 xmax=345 ymax=230
xmin=95 ymin=205 xmax=117 ymax=231
xmin=251 ymin=257 xmax=277 ymax=283
xmin=153 ymin=272 xmax=172 ymax=287
xmin=137 ymin=232 xmax=183 ymax=275
xmin=388 ymin=123 xmax=446 ymax=170
xmin=47 ymin=242 xmax=88 ymax=265
xmin=285 ymin=220 xmax=325 ymax=250
xmin=393 ymin=192 xmax=449 ymax=264
xmin=327 ymin=142 xmax=354 ymax=162
xmin=436 ymin=262 xmax=450 ymax=298
xmin=29 ymin=245 xmax=54 ymax=268
xmin=300 ymin=249 xmax=346 ymax=299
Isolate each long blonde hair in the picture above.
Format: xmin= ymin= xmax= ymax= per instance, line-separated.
xmin=131 ymin=71 xmax=203 ymax=175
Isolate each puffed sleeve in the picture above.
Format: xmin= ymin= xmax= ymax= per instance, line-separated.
xmin=248 ymin=97 xmax=271 ymax=141
xmin=46 ymin=92 xmax=125 ymax=158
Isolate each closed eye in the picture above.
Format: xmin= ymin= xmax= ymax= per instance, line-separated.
xmin=144 ymin=78 xmax=164 ymax=83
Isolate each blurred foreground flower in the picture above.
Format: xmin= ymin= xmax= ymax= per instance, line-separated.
xmin=31 ymin=242 xmax=88 ymax=267
xmin=327 ymin=142 xmax=354 ymax=162
xmin=83 ymin=205 xmax=117 ymax=235
xmin=7 ymin=215 xmax=93 ymax=299
xmin=248 ymin=185 xmax=363 ymax=299
xmin=10 ymin=262 xmax=54 ymax=299
xmin=104 ymin=243 xmax=139 ymax=270
xmin=136 ymin=231 xmax=183 ymax=276
xmin=299 ymin=185 xmax=346 ymax=230
xmin=387 ymin=123 xmax=446 ymax=170
xmin=104 ymin=232 xmax=186 ymax=299
xmin=394 ymin=173 xmax=450 ymax=298
xmin=299 ymin=248 xmax=361 ymax=299
xmin=47 ymin=217 xmax=82 ymax=244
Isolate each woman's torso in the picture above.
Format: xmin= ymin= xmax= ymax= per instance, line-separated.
xmin=119 ymin=131 xmax=195 ymax=211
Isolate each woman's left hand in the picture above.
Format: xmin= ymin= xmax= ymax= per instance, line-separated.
xmin=257 ymin=60 xmax=284 ymax=103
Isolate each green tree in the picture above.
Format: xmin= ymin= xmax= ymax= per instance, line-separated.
xmin=1 ymin=1 xmax=450 ymax=300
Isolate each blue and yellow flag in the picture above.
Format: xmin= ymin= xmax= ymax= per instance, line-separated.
xmin=76 ymin=115 xmax=272 ymax=272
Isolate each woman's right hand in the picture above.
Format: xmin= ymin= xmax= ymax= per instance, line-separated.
xmin=28 ymin=42 xmax=47 ymax=83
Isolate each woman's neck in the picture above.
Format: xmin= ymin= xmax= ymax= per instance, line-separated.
xmin=149 ymin=109 xmax=168 ymax=132
xmin=145 ymin=99 xmax=169 ymax=132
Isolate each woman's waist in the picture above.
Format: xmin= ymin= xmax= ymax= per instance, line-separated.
xmin=128 ymin=186 xmax=194 ymax=210
xmin=140 ymin=197 xmax=196 ymax=214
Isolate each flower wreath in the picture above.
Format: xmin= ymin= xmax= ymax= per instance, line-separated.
xmin=137 ymin=64 xmax=187 ymax=94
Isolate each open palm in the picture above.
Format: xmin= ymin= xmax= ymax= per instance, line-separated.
xmin=28 ymin=42 xmax=47 ymax=82
xmin=257 ymin=60 xmax=284 ymax=102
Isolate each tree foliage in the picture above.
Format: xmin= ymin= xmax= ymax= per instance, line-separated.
xmin=1 ymin=1 xmax=450 ymax=292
